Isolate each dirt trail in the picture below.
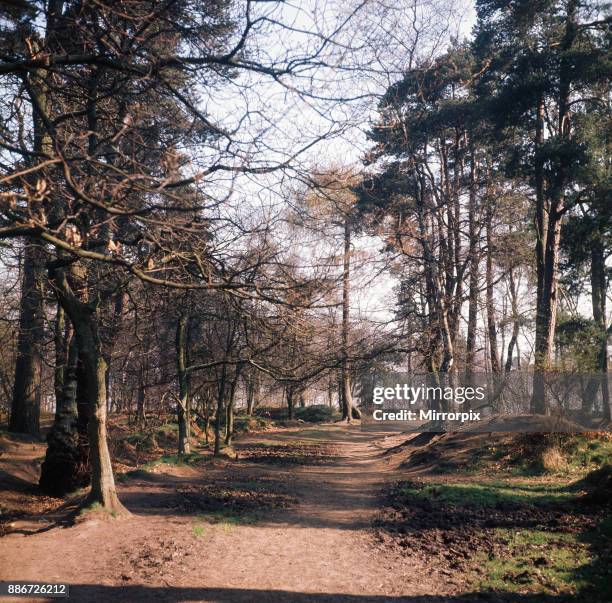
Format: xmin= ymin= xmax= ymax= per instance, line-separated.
xmin=0 ymin=424 xmax=449 ymax=602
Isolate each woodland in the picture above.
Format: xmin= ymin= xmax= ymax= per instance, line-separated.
xmin=0 ymin=1 xmax=610 ymax=601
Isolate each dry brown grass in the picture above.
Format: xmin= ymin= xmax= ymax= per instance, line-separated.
xmin=539 ymin=445 xmax=567 ymax=472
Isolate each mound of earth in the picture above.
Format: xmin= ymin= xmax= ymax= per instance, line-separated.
xmin=461 ymin=413 xmax=591 ymax=433
xmin=576 ymin=463 xmax=612 ymax=504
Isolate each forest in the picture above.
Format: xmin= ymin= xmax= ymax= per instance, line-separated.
xmin=0 ymin=1 xmax=610 ymax=601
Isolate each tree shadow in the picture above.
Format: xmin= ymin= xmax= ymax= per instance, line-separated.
xmin=62 ymin=584 xmax=588 ymax=603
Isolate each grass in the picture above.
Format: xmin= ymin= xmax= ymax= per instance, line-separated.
xmin=192 ymin=522 xmax=206 ymax=538
xmin=469 ymin=518 xmax=612 ymax=601
xmin=142 ymin=452 xmax=207 ymax=469
xmin=196 ymin=509 xmax=259 ymax=527
xmin=398 ymin=480 xmax=575 ymax=508
xmin=470 ymin=528 xmax=592 ymax=597
xmin=395 ymin=474 xmax=611 ymax=600
xmin=509 ymin=435 xmax=612 ymax=477
xmin=444 ymin=434 xmax=612 ymax=479
xmin=77 ymin=501 xmax=118 ymax=518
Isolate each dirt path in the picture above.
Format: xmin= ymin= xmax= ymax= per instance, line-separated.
xmin=0 ymin=424 xmax=449 ymax=602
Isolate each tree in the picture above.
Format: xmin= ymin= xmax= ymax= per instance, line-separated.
xmin=473 ymin=0 xmax=610 ymax=411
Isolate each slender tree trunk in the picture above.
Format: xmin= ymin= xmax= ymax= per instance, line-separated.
xmin=10 ymin=2 xmax=65 ymax=435
xmin=204 ymin=389 xmax=211 ymax=444
xmin=485 ymin=200 xmax=500 ymax=373
xmin=225 ymin=365 xmax=241 ymax=445
xmin=328 ymin=373 xmax=334 ymax=408
xmin=246 ymin=374 xmax=254 ymax=416
xmin=531 ymin=92 xmax=550 ymax=413
xmin=532 ymin=3 xmax=577 ymax=412
xmin=341 ymin=215 xmax=354 ymax=421
xmin=136 ymin=374 xmax=147 ymax=430
xmin=214 ymin=362 xmax=227 ymax=456
xmin=246 ymin=371 xmax=259 ymax=416
xmin=10 ymin=242 xmax=45 ymax=436
xmin=505 ymin=269 xmax=520 ymax=372
xmin=286 ymin=384 xmax=295 ymax=420
xmin=176 ymin=314 xmax=190 ymax=455
xmin=591 ymin=241 xmax=611 ymax=421
xmin=466 ymin=149 xmax=479 ymax=377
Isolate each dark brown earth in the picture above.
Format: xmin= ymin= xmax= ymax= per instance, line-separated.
xmin=1 ymin=424 xmax=607 ymax=602
xmin=0 ymin=425 xmax=457 ymax=602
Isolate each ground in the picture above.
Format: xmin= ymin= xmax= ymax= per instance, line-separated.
xmin=0 ymin=423 xmax=610 ymax=602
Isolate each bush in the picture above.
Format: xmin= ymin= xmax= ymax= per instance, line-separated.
xmin=295 ymin=405 xmax=336 ymax=423
xmin=255 ymin=404 xmax=337 ymax=423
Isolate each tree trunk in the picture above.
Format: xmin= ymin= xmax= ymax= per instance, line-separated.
xmin=466 ymin=148 xmax=480 ymax=377
xmin=9 ymin=241 xmax=45 ymax=436
xmin=591 ymin=240 xmax=611 ymax=421
xmin=225 ymin=365 xmax=241 ymax=446
xmin=214 ymin=361 xmax=227 ymax=456
xmin=532 ymin=3 xmax=577 ymax=413
xmin=485 ymin=200 xmax=500 ymax=373
xmin=51 ymin=266 xmax=126 ymax=514
xmin=246 ymin=371 xmax=259 ymax=416
xmin=341 ymin=215 xmax=354 ymax=421
xmin=505 ymin=268 xmax=520 ymax=372
xmin=531 ymin=92 xmax=548 ymax=413
xmin=10 ymin=1 xmax=64 ymax=435
xmin=286 ymin=384 xmax=295 ymax=420
xmin=176 ymin=314 xmax=190 ymax=455
xmin=39 ymin=329 xmax=83 ymax=496
xmin=136 ymin=374 xmax=147 ymax=430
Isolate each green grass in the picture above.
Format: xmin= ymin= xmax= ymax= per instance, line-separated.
xmin=399 ymin=480 xmax=575 ymax=508
xmin=191 ymin=522 xmax=206 ymax=538
xmin=142 ymin=452 xmax=207 ymax=469
xmin=447 ymin=435 xmax=612 ymax=479
xmin=561 ymin=436 xmax=612 ymax=472
xmin=78 ymin=501 xmax=103 ymax=515
xmin=471 ymin=528 xmax=592 ymax=596
xmin=469 ymin=518 xmax=612 ymax=601
xmin=196 ymin=509 xmax=259 ymax=526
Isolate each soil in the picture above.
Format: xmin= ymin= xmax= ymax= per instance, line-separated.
xmin=1 ymin=424 xmax=606 ymax=602
xmin=0 ymin=424 xmax=457 ymax=602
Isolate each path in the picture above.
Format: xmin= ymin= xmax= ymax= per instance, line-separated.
xmin=0 ymin=424 xmax=449 ymax=602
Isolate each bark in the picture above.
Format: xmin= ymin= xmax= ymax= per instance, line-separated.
xmin=9 ymin=241 xmax=45 ymax=436
xmin=531 ymin=2 xmax=577 ymax=413
xmin=176 ymin=314 xmax=190 ymax=455
xmin=224 ymin=366 xmax=241 ymax=446
xmin=591 ymin=240 xmax=611 ymax=421
xmin=341 ymin=215 xmax=354 ymax=421
xmin=531 ymin=93 xmax=548 ymax=413
xmin=11 ymin=0 xmax=65 ymax=436
xmin=327 ymin=373 xmax=335 ymax=408
xmin=246 ymin=371 xmax=259 ymax=416
xmin=466 ymin=149 xmax=480 ymax=376
xmin=136 ymin=373 xmax=147 ymax=430
xmin=287 ymin=384 xmax=295 ymax=420
xmin=214 ymin=361 xmax=227 ymax=456
xmin=39 ymin=334 xmax=84 ymax=496
xmin=485 ymin=199 xmax=500 ymax=373
xmin=505 ymin=269 xmax=520 ymax=372
xmin=51 ymin=266 xmax=126 ymax=514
